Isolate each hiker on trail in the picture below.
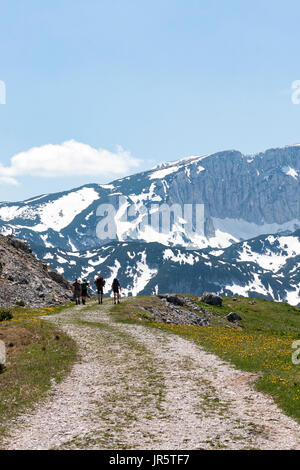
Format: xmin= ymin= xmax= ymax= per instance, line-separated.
xmin=112 ymin=278 xmax=121 ymax=305
xmin=81 ymin=278 xmax=90 ymax=305
xmin=94 ymin=275 xmax=106 ymax=304
xmin=72 ymin=278 xmax=82 ymax=305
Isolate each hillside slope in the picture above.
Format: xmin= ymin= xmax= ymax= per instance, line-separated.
xmin=0 ymin=234 xmax=72 ymax=307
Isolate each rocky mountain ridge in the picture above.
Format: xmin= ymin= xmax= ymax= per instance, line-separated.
xmin=30 ymin=229 xmax=300 ymax=305
xmin=0 ymin=144 xmax=299 ymax=305
xmin=0 ymin=234 xmax=72 ymax=307
xmin=0 ymin=145 xmax=299 ymax=252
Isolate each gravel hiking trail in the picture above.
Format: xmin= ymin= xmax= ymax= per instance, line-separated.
xmin=2 ymin=301 xmax=300 ymax=450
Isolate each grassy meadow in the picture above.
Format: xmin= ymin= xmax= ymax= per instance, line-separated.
xmin=0 ymin=304 xmax=77 ymax=441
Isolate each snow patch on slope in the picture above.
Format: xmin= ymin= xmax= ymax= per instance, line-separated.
xmin=125 ymin=251 xmax=157 ymax=296
xmin=163 ymin=249 xmax=199 ymax=265
xmin=225 ymin=274 xmax=270 ymax=298
xmin=285 ymin=288 xmax=300 ymax=306
xmin=33 ymin=188 xmax=99 ymax=232
xmin=282 ymin=166 xmax=298 ymax=180
xmin=149 ymin=167 xmax=180 ymax=180
xmin=0 ymin=187 xmax=99 ymax=233
xmin=237 ymin=236 xmax=300 ymax=272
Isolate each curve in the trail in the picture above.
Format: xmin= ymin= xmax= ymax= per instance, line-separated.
xmin=2 ymin=301 xmax=300 ymax=450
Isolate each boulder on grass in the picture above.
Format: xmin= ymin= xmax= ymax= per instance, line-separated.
xmin=226 ymin=312 xmax=242 ymax=323
xmin=157 ymin=294 xmax=185 ymax=306
xmin=200 ymin=292 xmax=223 ymax=306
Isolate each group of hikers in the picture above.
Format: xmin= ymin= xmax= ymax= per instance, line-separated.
xmin=72 ymin=276 xmax=121 ymax=306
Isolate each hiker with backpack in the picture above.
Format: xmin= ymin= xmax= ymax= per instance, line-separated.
xmin=81 ymin=278 xmax=90 ymax=305
xmin=112 ymin=278 xmax=121 ymax=304
xmin=72 ymin=278 xmax=82 ymax=305
xmin=94 ymin=275 xmax=106 ymax=304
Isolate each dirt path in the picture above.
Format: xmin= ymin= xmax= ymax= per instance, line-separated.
xmin=2 ymin=301 xmax=300 ymax=450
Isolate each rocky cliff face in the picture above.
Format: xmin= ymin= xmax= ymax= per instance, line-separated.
xmin=0 ymin=234 xmax=72 ymax=307
xmin=0 ymin=145 xmax=299 ymax=251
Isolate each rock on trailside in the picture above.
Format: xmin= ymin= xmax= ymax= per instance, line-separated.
xmin=2 ymin=301 xmax=300 ymax=450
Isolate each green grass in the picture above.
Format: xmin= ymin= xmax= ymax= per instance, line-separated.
xmin=110 ymin=296 xmax=167 ymax=324
xmin=196 ymin=296 xmax=300 ymax=335
xmin=110 ymin=295 xmax=300 ymax=423
xmin=0 ymin=301 xmax=75 ymax=325
xmin=0 ymin=318 xmax=77 ymax=441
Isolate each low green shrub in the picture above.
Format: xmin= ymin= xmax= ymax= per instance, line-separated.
xmin=0 ymin=309 xmax=13 ymax=322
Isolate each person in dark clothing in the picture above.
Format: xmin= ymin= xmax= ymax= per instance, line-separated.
xmin=112 ymin=278 xmax=121 ymax=304
xmin=72 ymin=279 xmax=82 ymax=305
xmin=94 ymin=275 xmax=106 ymax=304
xmin=81 ymin=278 xmax=90 ymax=305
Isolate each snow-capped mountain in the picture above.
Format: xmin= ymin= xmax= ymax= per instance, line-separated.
xmin=0 ymin=145 xmax=299 ymax=252
xmin=31 ymin=229 xmax=300 ymax=305
xmin=0 ymin=145 xmax=299 ymax=304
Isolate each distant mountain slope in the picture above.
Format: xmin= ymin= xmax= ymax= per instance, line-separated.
xmin=0 ymin=234 xmax=72 ymax=307
xmin=31 ymin=230 xmax=300 ymax=305
xmin=0 ymin=145 xmax=299 ymax=251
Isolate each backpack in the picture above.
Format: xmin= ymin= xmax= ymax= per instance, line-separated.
xmin=81 ymin=282 xmax=88 ymax=292
xmin=73 ymin=281 xmax=81 ymax=292
xmin=95 ymin=276 xmax=105 ymax=288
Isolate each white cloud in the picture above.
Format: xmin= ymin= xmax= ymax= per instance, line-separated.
xmin=0 ymin=140 xmax=140 ymax=185
xmin=0 ymin=176 xmax=19 ymax=186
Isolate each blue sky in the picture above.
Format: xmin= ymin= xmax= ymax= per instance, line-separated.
xmin=0 ymin=0 xmax=300 ymax=201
